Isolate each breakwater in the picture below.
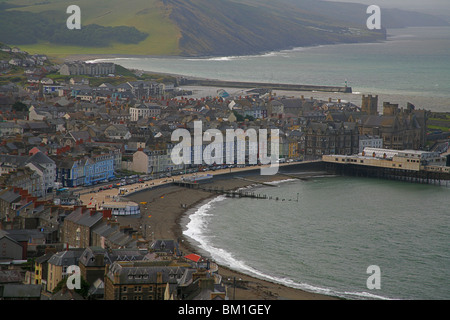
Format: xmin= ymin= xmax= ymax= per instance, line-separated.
xmin=185 ymin=79 xmax=352 ymax=93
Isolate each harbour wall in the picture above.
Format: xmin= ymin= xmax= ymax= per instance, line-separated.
xmin=185 ymin=79 xmax=352 ymax=93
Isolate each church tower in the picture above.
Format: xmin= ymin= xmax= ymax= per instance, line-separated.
xmin=361 ymin=95 xmax=378 ymax=115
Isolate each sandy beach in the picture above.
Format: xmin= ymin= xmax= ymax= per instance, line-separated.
xmin=79 ymin=166 xmax=338 ymax=300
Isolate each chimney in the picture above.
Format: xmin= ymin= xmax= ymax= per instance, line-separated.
xmin=74 ymin=205 xmax=87 ymax=211
xmin=45 ymin=247 xmax=57 ymax=254
xmin=102 ymin=209 xmax=112 ymax=219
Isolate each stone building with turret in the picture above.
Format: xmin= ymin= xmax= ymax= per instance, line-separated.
xmin=360 ymin=102 xmax=428 ymax=150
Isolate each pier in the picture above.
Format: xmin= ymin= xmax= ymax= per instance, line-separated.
xmin=185 ymin=79 xmax=352 ymax=93
xmin=325 ymin=163 xmax=450 ymax=187
xmin=172 ymin=179 xmax=299 ymax=202
xmin=323 ymin=152 xmax=450 ymax=187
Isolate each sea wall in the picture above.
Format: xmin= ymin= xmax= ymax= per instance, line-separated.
xmin=185 ymin=79 xmax=352 ymax=93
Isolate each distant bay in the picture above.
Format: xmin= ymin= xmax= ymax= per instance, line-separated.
xmin=88 ymin=27 xmax=450 ymax=113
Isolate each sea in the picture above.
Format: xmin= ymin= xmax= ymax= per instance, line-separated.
xmin=88 ymin=26 xmax=450 ymax=113
xmin=182 ymin=176 xmax=450 ymax=300
xmin=90 ymin=26 xmax=450 ymax=299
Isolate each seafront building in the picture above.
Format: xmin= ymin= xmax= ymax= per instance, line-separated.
xmin=59 ymin=62 xmax=115 ymax=76
xmin=323 ymin=147 xmax=448 ymax=171
xmin=323 ymin=147 xmax=450 ymax=185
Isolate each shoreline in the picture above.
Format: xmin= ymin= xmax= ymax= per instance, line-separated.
xmin=120 ymin=171 xmax=339 ymax=300
xmin=176 ymin=190 xmax=337 ymax=300
xmin=63 ymin=37 xmax=387 ymax=63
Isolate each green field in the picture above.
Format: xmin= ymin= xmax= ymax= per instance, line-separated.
xmin=428 ymin=125 xmax=450 ymax=132
xmin=3 ymin=0 xmax=181 ymax=57
xmin=428 ymin=114 xmax=450 ymax=132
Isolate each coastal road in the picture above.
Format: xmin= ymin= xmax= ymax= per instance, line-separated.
xmin=78 ymin=161 xmax=315 ymax=208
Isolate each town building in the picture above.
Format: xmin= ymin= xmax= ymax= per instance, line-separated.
xmin=62 ymin=207 xmax=112 ymax=248
xmin=46 ymin=248 xmax=85 ymax=292
xmin=304 ymin=121 xmax=359 ymax=160
xmin=0 ymin=122 xmax=23 ymax=136
xmin=359 ymin=134 xmax=384 ymax=153
xmin=0 ymin=230 xmax=23 ymax=260
xmin=104 ymin=260 xmax=191 ymax=300
xmin=90 ymin=220 xmax=137 ymax=249
xmin=130 ymin=103 xmax=162 ymax=121
xmin=132 ymin=149 xmax=183 ymax=175
xmin=55 ymin=150 xmax=120 ymax=187
xmin=59 ymin=62 xmax=115 ymax=76
xmin=33 ymin=250 xmax=56 ymax=291
xmin=360 ymin=102 xmax=428 ymax=150
xmin=78 ymin=246 xmax=147 ymax=288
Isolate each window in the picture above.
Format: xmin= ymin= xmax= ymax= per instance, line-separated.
xmin=122 ymin=286 xmax=127 ymax=293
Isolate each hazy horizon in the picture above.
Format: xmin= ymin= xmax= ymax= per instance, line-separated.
xmin=326 ymin=0 xmax=450 ymax=16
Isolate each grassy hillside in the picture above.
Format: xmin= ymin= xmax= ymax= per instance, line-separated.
xmin=2 ymin=0 xmax=181 ymax=56
xmin=164 ymin=0 xmax=385 ymax=56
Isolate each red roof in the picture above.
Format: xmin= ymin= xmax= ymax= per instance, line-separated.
xmin=184 ymin=253 xmax=201 ymax=263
